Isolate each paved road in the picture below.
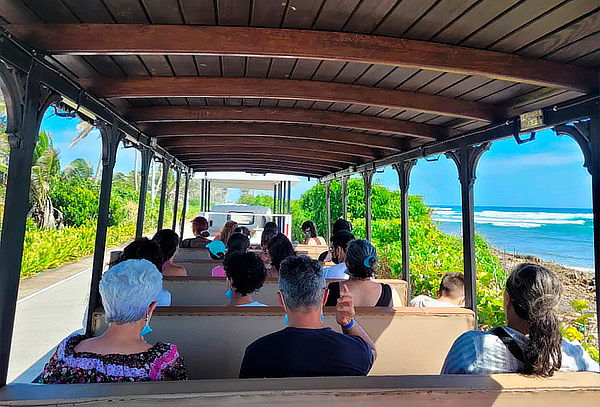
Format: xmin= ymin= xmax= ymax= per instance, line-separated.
xmin=8 ymin=222 xmax=195 ymax=383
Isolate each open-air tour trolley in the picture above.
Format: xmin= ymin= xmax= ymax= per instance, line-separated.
xmin=0 ymin=1 xmax=598 ymax=405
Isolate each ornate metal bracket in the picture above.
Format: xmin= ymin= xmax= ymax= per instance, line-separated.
xmin=392 ymin=160 xmax=417 ymax=192
xmin=445 ymin=143 xmax=491 ymax=186
xmin=553 ymin=122 xmax=593 ymax=175
xmin=98 ymin=120 xmax=123 ymax=168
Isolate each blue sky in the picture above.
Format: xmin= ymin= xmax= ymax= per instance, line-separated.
xmin=40 ymin=111 xmax=592 ymax=209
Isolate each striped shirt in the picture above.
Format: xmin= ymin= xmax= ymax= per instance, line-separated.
xmin=442 ymin=326 xmax=599 ymax=374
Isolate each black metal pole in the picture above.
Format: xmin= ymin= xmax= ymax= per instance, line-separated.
xmin=325 ymin=181 xmax=331 ymax=243
xmin=135 ymin=147 xmax=152 ymax=238
xmin=279 ymin=182 xmax=283 ymax=214
xmin=553 ymin=116 xmax=600 ymax=358
xmin=85 ymin=120 xmax=124 ymax=335
xmin=157 ymin=160 xmax=169 ymax=231
xmin=200 ymin=178 xmax=205 ymax=212
xmin=171 ymin=169 xmax=181 ymax=230
xmin=207 ymin=181 xmax=211 ymax=211
xmin=393 ymin=160 xmax=417 ymax=293
xmin=287 ymin=180 xmax=291 ymax=213
xmin=341 ymin=176 xmax=348 ymax=220
xmin=179 ymin=172 xmax=190 ymax=239
xmin=362 ymin=170 xmax=374 ymax=241
xmin=589 ymin=116 xmax=600 ymax=360
xmin=0 ymin=68 xmax=46 ymax=386
xmin=446 ymin=144 xmax=489 ymax=327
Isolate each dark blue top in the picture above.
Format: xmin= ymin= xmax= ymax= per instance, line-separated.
xmin=239 ymin=327 xmax=373 ymax=378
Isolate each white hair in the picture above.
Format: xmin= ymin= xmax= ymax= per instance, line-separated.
xmin=99 ymin=259 xmax=163 ymax=324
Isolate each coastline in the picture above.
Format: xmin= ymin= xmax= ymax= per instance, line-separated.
xmin=494 ymin=249 xmax=597 ymax=346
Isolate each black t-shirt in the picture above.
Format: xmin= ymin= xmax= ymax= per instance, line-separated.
xmin=239 ymin=327 xmax=373 ymax=378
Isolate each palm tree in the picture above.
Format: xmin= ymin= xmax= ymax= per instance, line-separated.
xmin=29 ymin=131 xmax=62 ymax=229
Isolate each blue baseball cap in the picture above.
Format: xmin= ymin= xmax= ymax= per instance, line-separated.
xmin=206 ymin=240 xmax=226 ymax=259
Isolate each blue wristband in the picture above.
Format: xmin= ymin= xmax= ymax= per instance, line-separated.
xmin=341 ymin=319 xmax=355 ymax=330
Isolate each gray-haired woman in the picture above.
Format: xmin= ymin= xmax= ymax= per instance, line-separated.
xmin=42 ymin=259 xmax=187 ymax=383
xmin=325 ymin=239 xmax=401 ymax=307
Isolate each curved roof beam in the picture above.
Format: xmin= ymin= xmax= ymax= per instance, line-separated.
xmin=80 ymin=77 xmax=499 ymax=122
xmin=182 ymin=157 xmax=343 ymax=172
xmin=166 ymin=147 xmax=365 ymax=166
xmin=142 ymin=122 xmax=409 ymax=151
xmin=128 ymin=106 xmax=444 ymax=141
xmin=159 ymin=136 xmax=380 ymax=159
xmin=178 ymin=152 xmax=352 ymax=167
xmin=7 ymin=24 xmax=597 ymax=93
xmin=192 ymin=166 xmax=325 ymax=178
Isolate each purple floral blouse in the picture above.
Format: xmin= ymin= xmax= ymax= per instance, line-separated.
xmin=41 ymin=334 xmax=188 ymax=383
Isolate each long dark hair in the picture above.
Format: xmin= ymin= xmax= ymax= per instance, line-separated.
xmin=112 ymin=238 xmax=162 ymax=271
xmin=267 ymin=233 xmax=296 ymax=271
xmin=506 ymin=263 xmax=562 ymax=377
xmin=345 ymin=239 xmax=377 ymax=278
xmin=301 ymin=221 xmax=318 ymax=239
xmin=152 ymin=229 xmax=180 ymax=263
xmin=261 ymin=221 xmax=279 ymax=248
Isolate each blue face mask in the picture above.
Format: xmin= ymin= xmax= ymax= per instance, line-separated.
xmin=320 ymin=312 xmax=324 ymax=324
xmin=225 ymin=288 xmax=233 ymax=300
xmin=140 ymin=323 xmax=152 ymax=337
xmin=284 ymin=314 xmax=289 ymax=326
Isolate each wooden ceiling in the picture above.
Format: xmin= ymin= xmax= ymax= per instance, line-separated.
xmin=1 ymin=0 xmax=598 ymax=179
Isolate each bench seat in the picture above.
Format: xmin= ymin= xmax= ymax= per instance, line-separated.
xmin=2 ymin=373 xmax=599 ymax=406
xmin=92 ymin=306 xmax=474 ymax=379
xmin=163 ymin=277 xmax=408 ymax=306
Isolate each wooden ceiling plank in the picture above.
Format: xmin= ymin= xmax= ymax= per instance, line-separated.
xmin=140 ymin=121 xmax=407 ymax=150
xmin=216 ymin=0 xmax=250 ymax=26
xmin=190 ymin=166 xmax=325 ymax=178
xmin=281 ymin=0 xmax=324 ymax=29
xmin=101 ymin=0 xmax=149 ymax=24
xmin=0 ymin=1 xmax=44 ymax=24
xmin=142 ymin=0 xmax=183 ymax=24
xmin=158 ymin=136 xmax=381 ymax=159
xmin=80 ymin=77 xmax=501 ymax=121
xmin=516 ymin=12 xmax=600 ymax=59
xmin=126 ymin=105 xmax=442 ymax=140
xmin=403 ymin=0 xmax=479 ymax=40
xmin=313 ymin=0 xmax=361 ymax=31
xmin=7 ymin=24 xmax=598 ymax=92
xmin=489 ymin=0 xmax=599 ymax=54
xmin=251 ymin=0 xmax=287 ymax=27
xmin=179 ymin=0 xmax=215 ymax=25
xmin=431 ymin=0 xmax=520 ymax=44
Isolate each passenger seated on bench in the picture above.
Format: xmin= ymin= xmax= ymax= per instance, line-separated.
xmin=266 ymin=233 xmax=296 ymax=278
xmin=211 ymin=233 xmax=250 ymax=277
xmin=42 ymin=260 xmax=188 ymax=383
xmin=322 ymin=230 xmax=354 ymax=280
xmin=320 ymin=219 xmax=353 ymax=262
xmin=153 ymin=229 xmax=187 ymax=277
xmin=239 ymin=256 xmax=375 ymax=378
xmin=215 ymin=220 xmax=238 ymax=245
xmin=442 ymin=263 xmax=599 ymax=375
xmin=326 ymin=239 xmax=400 ymax=307
xmin=112 ymin=238 xmax=172 ymax=306
xmin=410 ymin=272 xmax=465 ymax=307
xmin=259 ymin=221 xmax=279 ymax=263
xmin=333 ymin=218 xmax=352 ymax=234
xmin=301 ymin=220 xmax=327 ymax=245
xmin=180 ymin=216 xmax=211 ymax=249
xmin=225 ymin=252 xmax=268 ymax=307
xmin=234 ymin=226 xmax=251 ymax=236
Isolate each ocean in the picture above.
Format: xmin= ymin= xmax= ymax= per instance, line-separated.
xmin=432 ymin=206 xmax=594 ymax=272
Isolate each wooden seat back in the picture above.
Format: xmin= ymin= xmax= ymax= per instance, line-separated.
xmin=92 ymin=307 xmax=474 ymax=379
xmin=294 ymin=244 xmax=328 ymax=259
xmin=174 ymin=248 xmax=210 ymax=262
xmin=163 ymin=277 xmax=408 ymax=306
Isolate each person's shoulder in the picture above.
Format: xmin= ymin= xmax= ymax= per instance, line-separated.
xmin=409 ymin=295 xmax=435 ymax=307
xmin=246 ymin=329 xmax=287 ymax=350
xmin=152 ymin=342 xmax=182 ymax=359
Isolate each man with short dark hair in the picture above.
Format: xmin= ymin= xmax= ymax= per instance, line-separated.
xmin=323 ymin=230 xmax=355 ymax=279
xmin=410 ymin=272 xmax=465 ymax=307
xmin=239 ymin=256 xmax=376 ymax=378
